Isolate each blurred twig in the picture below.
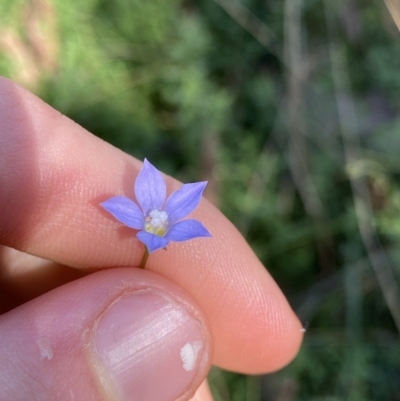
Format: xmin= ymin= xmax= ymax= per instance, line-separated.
xmin=238 ymin=99 xmax=284 ymax=236
xmin=201 ymin=130 xmax=221 ymax=206
xmin=284 ymin=0 xmax=335 ymax=273
xmin=325 ymin=0 xmax=400 ymax=334
xmin=212 ymin=0 xmax=279 ymax=56
xmin=384 ymin=0 xmax=400 ymax=32
xmin=239 ymin=0 xmax=331 ymax=237
xmin=284 ymin=0 xmax=321 ymax=217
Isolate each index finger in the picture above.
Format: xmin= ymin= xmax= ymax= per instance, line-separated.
xmin=0 ymin=77 xmax=302 ymax=374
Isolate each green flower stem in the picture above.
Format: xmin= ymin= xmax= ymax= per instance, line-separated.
xmin=139 ymin=249 xmax=150 ymax=269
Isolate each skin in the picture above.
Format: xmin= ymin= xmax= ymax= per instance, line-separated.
xmin=0 ymin=76 xmax=303 ymax=401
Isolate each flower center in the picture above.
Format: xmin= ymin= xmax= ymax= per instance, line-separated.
xmin=145 ymin=210 xmax=169 ymax=236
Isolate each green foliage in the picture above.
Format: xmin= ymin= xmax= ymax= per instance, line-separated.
xmin=1 ymin=0 xmax=400 ymax=399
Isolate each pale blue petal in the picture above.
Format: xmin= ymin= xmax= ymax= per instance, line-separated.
xmin=166 ymin=219 xmax=212 ymax=242
xmin=101 ymin=196 xmax=144 ymax=229
xmin=136 ymin=231 xmax=170 ymax=253
xmin=164 ymin=182 xmax=207 ymax=224
xmin=134 ymin=159 xmax=166 ymax=215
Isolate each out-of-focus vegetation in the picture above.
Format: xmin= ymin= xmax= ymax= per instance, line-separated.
xmin=2 ymin=0 xmax=400 ymax=399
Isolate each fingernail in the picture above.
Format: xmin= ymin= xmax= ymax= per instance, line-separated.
xmin=93 ymin=289 xmax=208 ymax=401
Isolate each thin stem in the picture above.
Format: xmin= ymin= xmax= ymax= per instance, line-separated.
xmin=139 ymin=249 xmax=150 ymax=269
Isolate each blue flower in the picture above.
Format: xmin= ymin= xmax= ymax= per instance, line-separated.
xmin=101 ymin=159 xmax=212 ymax=253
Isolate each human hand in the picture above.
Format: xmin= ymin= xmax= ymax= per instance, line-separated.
xmin=0 ymin=77 xmax=303 ymax=401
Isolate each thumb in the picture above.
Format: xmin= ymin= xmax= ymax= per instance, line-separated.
xmin=0 ymin=268 xmax=212 ymax=401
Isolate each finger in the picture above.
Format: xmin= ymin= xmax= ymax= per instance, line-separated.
xmin=0 ymin=246 xmax=87 ymax=312
xmin=0 ymin=268 xmax=212 ymax=401
xmin=0 ymin=77 xmax=302 ymax=373
xmin=189 ymin=381 xmax=214 ymax=401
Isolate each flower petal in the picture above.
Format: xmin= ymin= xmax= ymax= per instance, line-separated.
xmin=136 ymin=231 xmax=170 ymax=253
xmin=166 ymin=219 xmax=212 ymax=242
xmin=101 ymin=196 xmax=144 ymax=229
xmin=164 ymin=182 xmax=207 ymax=223
xmin=134 ymin=159 xmax=166 ymax=214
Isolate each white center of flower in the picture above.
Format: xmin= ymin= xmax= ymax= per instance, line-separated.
xmin=145 ymin=210 xmax=169 ymax=235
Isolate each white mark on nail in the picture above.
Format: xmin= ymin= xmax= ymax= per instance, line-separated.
xmin=301 ymin=328 xmax=306 ymax=333
xmin=37 ymin=338 xmax=53 ymax=360
xmin=180 ymin=341 xmax=202 ymax=371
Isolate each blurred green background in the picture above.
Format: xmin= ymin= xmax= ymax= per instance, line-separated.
xmin=2 ymin=0 xmax=400 ymax=399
